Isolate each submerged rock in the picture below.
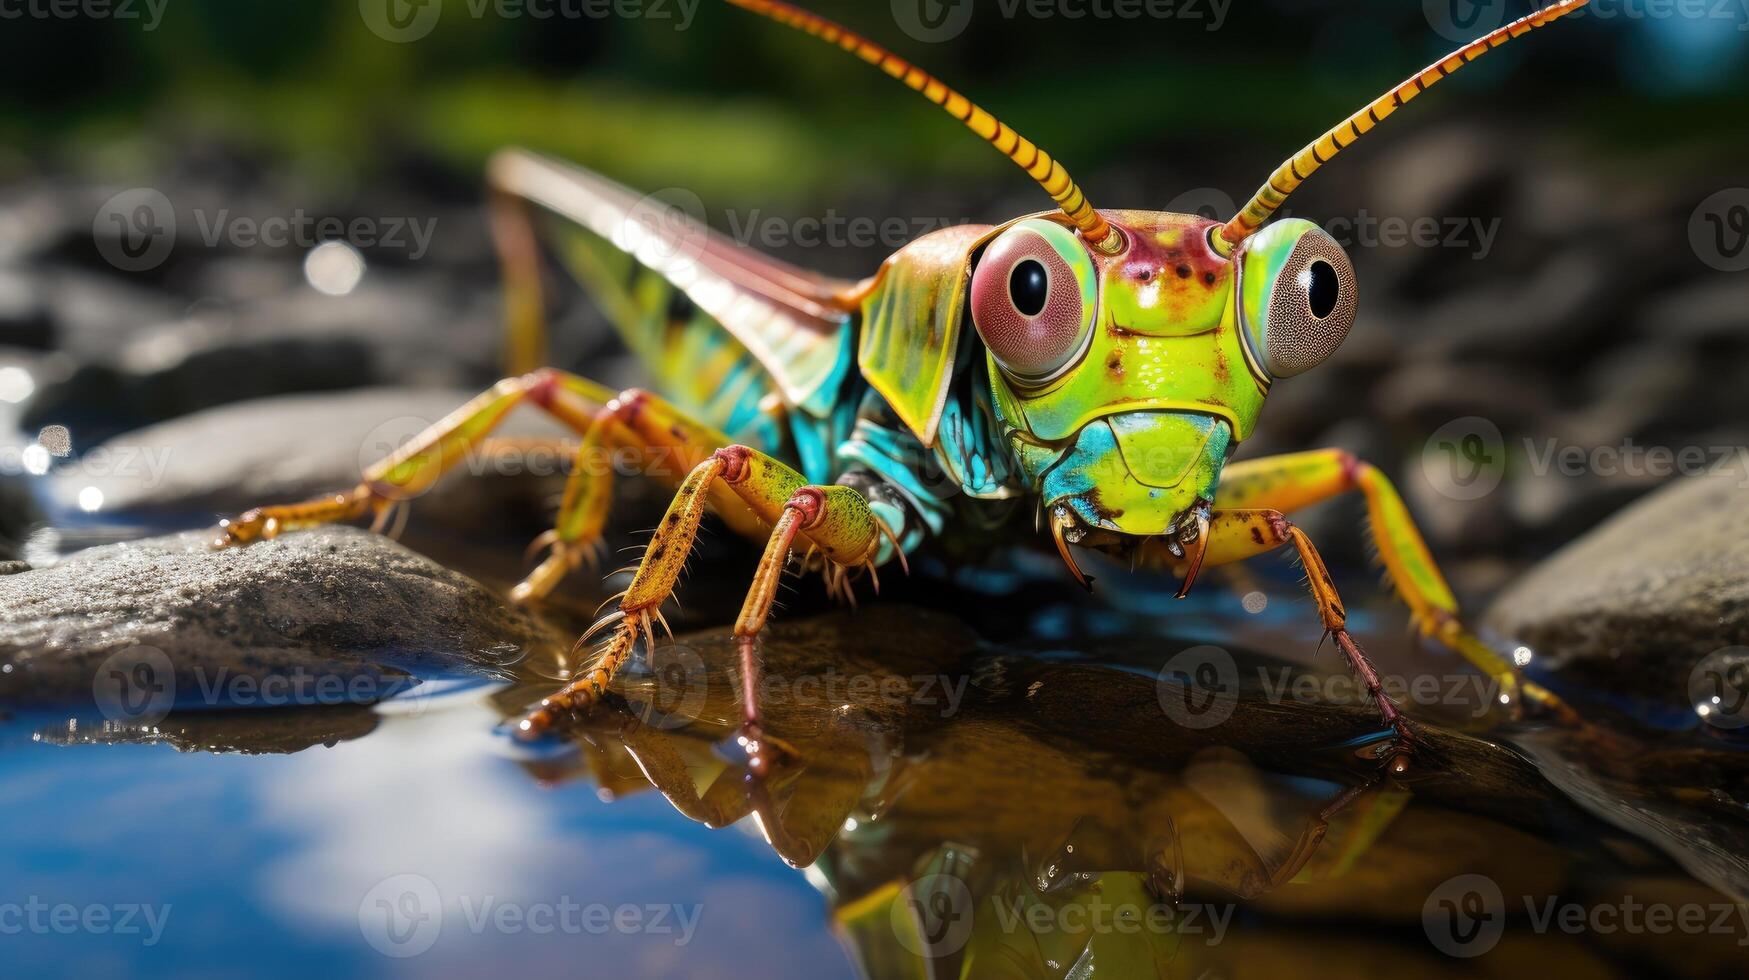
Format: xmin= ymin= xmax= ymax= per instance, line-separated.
xmin=0 ymin=526 xmax=561 ymax=713
xmin=1484 ymin=474 xmax=1749 ymax=716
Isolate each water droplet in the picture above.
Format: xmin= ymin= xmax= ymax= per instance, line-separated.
xmin=77 ymin=486 xmax=104 ymax=512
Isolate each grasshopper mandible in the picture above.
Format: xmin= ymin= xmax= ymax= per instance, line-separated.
xmin=216 ymin=0 xmax=1588 ymax=774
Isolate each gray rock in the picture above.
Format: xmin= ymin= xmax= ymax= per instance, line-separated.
xmin=1483 ymin=474 xmax=1749 ymax=712
xmin=45 ymin=387 xmax=574 ymax=533
xmin=0 ymin=526 xmax=562 ymax=709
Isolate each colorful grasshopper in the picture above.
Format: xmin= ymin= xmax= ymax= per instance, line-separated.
xmin=217 ymin=0 xmax=1586 ymax=773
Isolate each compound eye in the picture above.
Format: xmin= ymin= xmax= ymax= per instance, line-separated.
xmin=970 ymin=219 xmax=1098 ymax=383
xmin=1263 ymin=230 xmax=1357 ymax=377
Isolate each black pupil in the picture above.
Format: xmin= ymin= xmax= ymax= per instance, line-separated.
xmin=1307 ymin=260 xmax=1339 ymax=319
xmin=1009 ymin=259 xmax=1049 ymax=317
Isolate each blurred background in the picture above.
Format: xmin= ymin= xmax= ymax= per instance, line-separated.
xmin=2 ymin=0 xmax=1747 ymax=590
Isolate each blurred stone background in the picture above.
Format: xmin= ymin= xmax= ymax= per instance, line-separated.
xmin=1 ymin=0 xmax=1746 ymax=602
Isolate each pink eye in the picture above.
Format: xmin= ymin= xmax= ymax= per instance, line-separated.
xmin=971 ymin=221 xmax=1097 ymax=382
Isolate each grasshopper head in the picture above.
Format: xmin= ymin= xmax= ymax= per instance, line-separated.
xmin=977 ymin=212 xmax=1356 ymax=541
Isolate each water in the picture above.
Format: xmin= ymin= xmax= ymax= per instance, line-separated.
xmin=5 ymin=576 xmax=1747 ymax=978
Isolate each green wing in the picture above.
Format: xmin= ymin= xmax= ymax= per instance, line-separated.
xmin=490 ymin=149 xmax=856 ymax=419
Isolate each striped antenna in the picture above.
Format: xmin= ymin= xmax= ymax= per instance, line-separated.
xmin=723 ymin=0 xmax=1124 ymax=254
xmin=1214 ymin=0 xmax=1590 ymax=256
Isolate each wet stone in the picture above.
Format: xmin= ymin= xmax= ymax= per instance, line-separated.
xmin=1484 ymin=473 xmax=1749 ymax=717
xmin=0 ymin=525 xmax=562 ymax=711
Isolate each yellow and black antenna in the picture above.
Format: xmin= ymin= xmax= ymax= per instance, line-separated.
xmin=723 ymin=0 xmax=1125 ymax=254
xmin=1214 ymin=0 xmax=1590 ymax=256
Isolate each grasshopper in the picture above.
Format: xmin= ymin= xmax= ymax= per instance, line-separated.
xmin=216 ymin=0 xmax=1586 ymax=773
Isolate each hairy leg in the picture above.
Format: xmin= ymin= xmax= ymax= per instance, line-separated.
xmin=511 ymin=387 xmax=766 ymax=603
xmin=215 ymin=368 xmax=611 ymax=547
xmin=517 ymin=445 xmax=889 ymax=765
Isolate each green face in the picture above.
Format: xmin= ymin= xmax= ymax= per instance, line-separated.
xmin=971 ymin=211 xmax=1357 ymax=537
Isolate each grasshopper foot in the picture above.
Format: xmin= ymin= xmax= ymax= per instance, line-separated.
xmin=515 ymin=613 xmax=644 ymax=739
xmin=213 ymin=485 xmax=382 ymax=549
xmin=509 ymin=533 xmax=599 ymax=605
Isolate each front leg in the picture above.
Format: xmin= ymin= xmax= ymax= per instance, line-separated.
xmin=1193 ymin=508 xmax=1416 ymax=774
xmin=1213 ymin=448 xmax=1573 ymax=722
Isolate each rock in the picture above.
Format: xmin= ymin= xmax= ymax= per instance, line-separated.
xmin=43 ymin=387 xmax=574 ymax=535
xmin=0 ymin=526 xmax=562 ymax=710
xmin=0 ymin=269 xmax=54 ymax=350
xmin=1483 ymin=474 xmax=1749 ymax=715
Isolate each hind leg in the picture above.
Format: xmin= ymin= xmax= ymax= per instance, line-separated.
xmin=214 ymin=369 xmax=612 ymax=547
